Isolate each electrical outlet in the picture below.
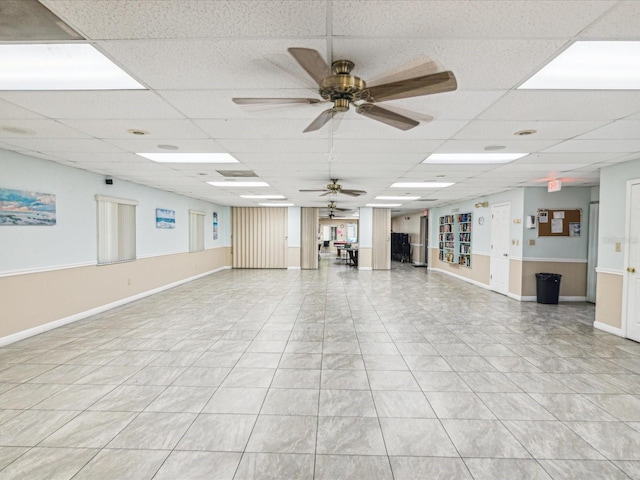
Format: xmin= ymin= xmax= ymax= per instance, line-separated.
xmin=529 ymin=239 xmax=535 ymax=246
xmin=615 ymin=242 xmax=621 ymax=253
xmin=127 ymin=278 xmax=131 ymax=286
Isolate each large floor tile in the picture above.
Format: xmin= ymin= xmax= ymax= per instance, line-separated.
xmin=316 ymin=416 xmax=386 ymax=455
xmin=315 ymin=454 xmax=393 ymax=480
xmin=177 ymin=413 xmax=256 ymax=452
xmin=72 ymin=448 xmax=169 ymax=480
xmin=245 ymin=415 xmax=317 ymax=454
xmin=235 ymin=453 xmax=314 ymax=480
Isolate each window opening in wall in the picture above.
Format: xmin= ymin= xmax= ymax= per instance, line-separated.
xmin=347 ymin=223 xmax=358 ymax=243
xmin=189 ymin=210 xmax=205 ymax=252
xmin=96 ymin=195 xmax=137 ymax=265
xmin=330 ymin=226 xmax=337 ymax=241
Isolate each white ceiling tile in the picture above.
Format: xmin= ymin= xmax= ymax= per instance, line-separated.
xmin=479 ymin=91 xmax=640 ymax=121
xmin=194 ymin=119 xmax=328 ymax=140
xmin=58 ymin=119 xmax=210 ymax=139
xmin=333 ymin=1 xmax=612 ymax=38
xmin=0 ymin=99 xmax=43 ymax=119
xmin=332 ymin=119 xmax=468 ymax=140
xmin=45 ymin=1 xmax=327 ymax=39
xmin=0 ymin=119 xmax=90 ymax=139
xmin=1 ymin=138 xmax=125 ymax=153
xmin=574 ymin=121 xmax=640 ymax=140
xmin=433 ymin=139 xmax=561 ymax=153
xmin=453 ymin=120 xmax=607 ymax=140
xmin=385 ymin=91 xmax=506 ymax=121
xmin=543 ymin=139 xmax=640 ymax=153
xmin=99 ymin=39 xmax=328 ymax=90
xmin=332 ymin=139 xmax=443 ymax=154
xmin=216 ymin=138 xmax=329 ymax=153
xmin=332 ymin=38 xmax=567 ymax=90
xmin=580 ymin=1 xmax=640 ymax=38
xmin=102 ymin=138 xmax=227 ymax=153
xmin=0 ymin=91 xmax=184 ymax=119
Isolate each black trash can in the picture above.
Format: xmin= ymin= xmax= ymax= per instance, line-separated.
xmin=535 ymin=273 xmax=562 ymax=304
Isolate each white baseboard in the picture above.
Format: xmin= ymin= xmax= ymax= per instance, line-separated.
xmin=358 ymin=267 xmax=372 ymax=271
xmin=518 ymin=295 xmax=587 ymax=302
xmin=0 ymin=266 xmax=231 ymax=348
xmin=428 ymin=267 xmax=491 ymax=291
xmin=287 ymin=266 xmax=301 ymax=270
xmin=594 ymin=321 xmax=624 ymax=337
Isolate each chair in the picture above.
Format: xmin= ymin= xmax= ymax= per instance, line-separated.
xmin=322 ymin=240 xmax=330 ymax=252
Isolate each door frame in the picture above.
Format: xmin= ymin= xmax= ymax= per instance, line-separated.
xmin=490 ymin=202 xmax=511 ymax=295
xmin=622 ymin=178 xmax=640 ymax=338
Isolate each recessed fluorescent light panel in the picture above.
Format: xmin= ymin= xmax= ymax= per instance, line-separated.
xmin=519 ymin=41 xmax=640 ymax=90
xmin=207 ymin=181 xmax=269 ymax=187
xmin=138 ymin=153 xmax=238 ymax=163
xmin=240 ymin=195 xmax=286 ymax=199
xmin=0 ymin=44 xmax=144 ymax=90
xmin=423 ymin=153 xmax=527 ymax=164
xmin=366 ymin=203 xmax=401 ymax=207
xmin=259 ymin=203 xmax=294 ymax=207
xmin=375 ymin=196 xmax=421 ymax=201
xmin=391 ymin=182 xmax=454 ymax=188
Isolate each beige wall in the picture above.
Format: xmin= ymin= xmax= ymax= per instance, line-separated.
xmin=595 ymin=272 xmax=623 ymax=329
xmin=391 ymin=212 xmax=424 ymax=264
xmin=429 ymin=248 xmax=490 ymax=285
xmin=521 ymin=261 xmax=587 ymax=297
xmin=0 ymin=247 xmax=231 ymax=341
xmin=358 ymin=248 xmax=372 ymax=269
xmin=509 ymin=259 xmax=523 ymax=296
xmin=288 ymin=247 xmax=301 ymax=269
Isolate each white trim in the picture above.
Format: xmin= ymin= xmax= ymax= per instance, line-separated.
xmin=95 ymin=194 xmax=138 ymax=206
xmin=518 ymin=295 xmax=587 ymax=302
xmin=428 ymin=267 xmax=491 ymax=290
xmin=0 ymin=266 xmax=231 ymax=348
xmin=594 ymin=321 xmax=624 ymax=337
xmin=0 ymin=261 xmax=96 ymax=278
xmin=521 ymin=258 xmax=588 ymax=263
xmin=595 ymin=267 xmax=624 ymax=276
xmin=287 ymin=266 xmax=301 ymax=270
xmin=358 ymin=267 xmax=373 ymax=271
xmin=189 ymin=209 xmax=206 ymax=216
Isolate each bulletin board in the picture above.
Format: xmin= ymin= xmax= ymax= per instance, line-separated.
xmin=537 ymin=209 xmax=581 ymax=237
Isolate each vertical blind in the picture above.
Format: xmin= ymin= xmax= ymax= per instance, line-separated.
xmin=189 ymin=210 xmax=205 ymax=252
xmin=372 ymin=208 xmax=391 ymax=270
xmin=300 ymin=207 xmax=319 ymax=269
xmin=96 ymin=195 xmax=137 ymax=265
xmin=232 ymin=207 xmax=287 ymax=268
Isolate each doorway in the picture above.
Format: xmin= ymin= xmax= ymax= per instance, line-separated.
xmin=624 ymin=181 xmax=640 ymax=341
xmin=490 ymin=203 xmax=511 ymax=296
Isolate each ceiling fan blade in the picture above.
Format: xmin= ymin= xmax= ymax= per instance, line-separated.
xmin=299 ymin=189 xmax=329 ymax=192
xmin=375 ymin=104 xmax=434 ymax=123
xmin=232 ymin=97 xmax=322 ymax=105
xmin=303 ymin=108 xmax=336 ymax=133
xmin=365 ymin=71 xmax=457 ymax=103
xmin=320 ymin=191 xmax=335 ymax=197
xmin=340 ymin=188 xmax=367 ymax=195
xmin=288 ymin=48 xmax=331 ymax=86
xmin=339 ymin=190 xmax=363 ymax=197
xmin=368 ymin=55 xmax=439 ymax=87
xmin=263 ymin=53 xmax=318 ymax=89
xmin=356 ymin=103 xmax=419 ymax=131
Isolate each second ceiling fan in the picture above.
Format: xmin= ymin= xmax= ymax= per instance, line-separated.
xmin=233 ymin=48 xmax=457 ymax=132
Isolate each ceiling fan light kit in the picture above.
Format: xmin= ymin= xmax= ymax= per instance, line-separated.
xmin=233 ymin=47 xmax=457 ymax=133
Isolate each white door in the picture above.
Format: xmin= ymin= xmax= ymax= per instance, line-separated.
xmin=624 ymin=182 xmax=640 ymax=341
xmin=490 ymin=203 xmax=511 ymax=295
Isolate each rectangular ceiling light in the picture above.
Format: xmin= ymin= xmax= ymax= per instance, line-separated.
xmin=375 ymin=196 xmax=421 ymax=200
xmin=207 ymin=181 xmax=269 ymax=187
xmin=138 ymin=153 xmax=238 ymax=163
xmin=240 ymin=195 xmax=286 ymax=199
xmin=391 ymin=182 xmax=454 ymax=188
xmin=423 ymin=153 xmax=527 ymax=164
xmin=519 ymin=41 xmax=640 ymax=90
xmin=0 ymin=44 xmax=144 ymax=90
xmin=259 ymin=203 xmax=294 ymax=207
xmin=366 ymin=203 xmax=401 ymax=207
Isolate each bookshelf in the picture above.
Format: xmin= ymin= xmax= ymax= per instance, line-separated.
xmin=458 ymin=212 xmax=472 ymax=267
xmin=438 ymin=215 xmax=455 ymax=263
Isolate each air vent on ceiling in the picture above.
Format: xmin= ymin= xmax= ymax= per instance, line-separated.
xmin=216 ymin=170 xmax=258 ymax=178
xmin=0 ymin=0 xmax=82 ymax=41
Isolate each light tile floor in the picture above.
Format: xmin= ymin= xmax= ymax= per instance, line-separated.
xmin=1 ymin=260 xmax=640 ymax=479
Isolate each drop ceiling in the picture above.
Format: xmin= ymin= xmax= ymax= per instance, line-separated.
xmin=0 ymin=0 xmax=639 ymax=213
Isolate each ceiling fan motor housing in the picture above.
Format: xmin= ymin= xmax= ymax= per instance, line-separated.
xmin=319 ymin=60 xmax=368 ymax=110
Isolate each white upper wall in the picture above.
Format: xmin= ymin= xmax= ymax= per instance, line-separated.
xmin=598 ymin=158 xmax=640 ymax=271
xmin=0 ymin=149 xmax=230 ymax=275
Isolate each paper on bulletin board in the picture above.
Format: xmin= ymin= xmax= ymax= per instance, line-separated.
xmin=551 ymin=218 xmax=563 ymax=233
xmin=539 ymin=211 xmax=548 ymax=223
xmin=553 ymin=211 xmax=565 ymax=219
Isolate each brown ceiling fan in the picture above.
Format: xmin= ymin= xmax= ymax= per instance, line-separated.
xmin=300 ymin=179 xmax=366 ymax=197
xmin=233 ymin=48 xmax=457 ymax=132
